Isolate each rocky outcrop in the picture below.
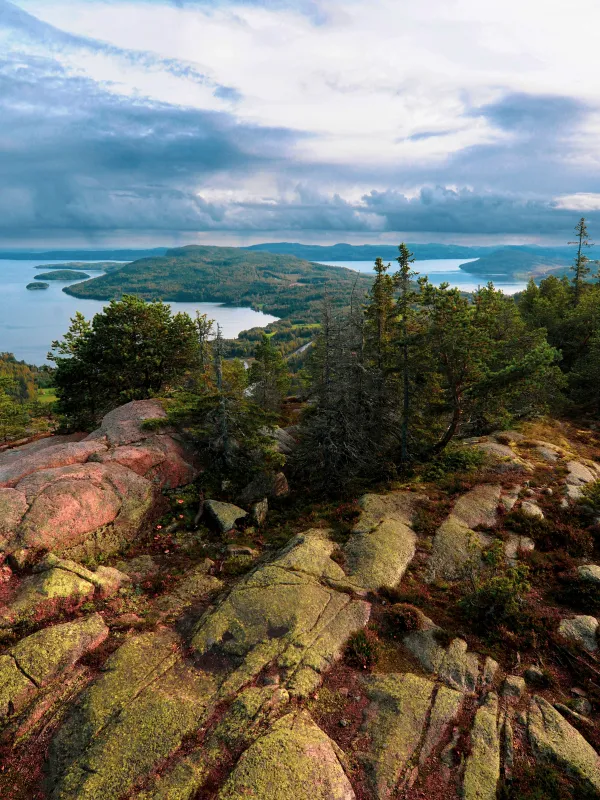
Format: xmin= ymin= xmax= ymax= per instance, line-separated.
xmin=204 ymin=499 xmax=248 ymax=533
xmin=218 ymin=711 xmax=355 ymax=800
xmin=462 ymin=693 xmax=500 ymax=800
xmin=529 ymin=695 xmax=600 ymax=792
xmin=191 ymin=529 xmax=370 ymax=698
xmin=0 ymin=401 xmax=198 ymax=565
xmin=342 ymin=491 xmax=421 ymax=592
xmin=0 ymin=614 xmax=108 ymax=720
xmin=558 ymin=615 xmax=598 ymax=652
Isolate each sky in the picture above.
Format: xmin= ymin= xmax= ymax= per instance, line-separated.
xmin=2 ymin=0 xmax=600 ymax=247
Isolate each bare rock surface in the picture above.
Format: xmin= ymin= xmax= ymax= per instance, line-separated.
xmin=218 ymin=711 xmax=355 ymax=800
xmin=529 ymin=695 xmax=600 ymax=793
xmin=558 ymin=615 xmax=598 ymax=652
xmin=462 ymin=693 xmax=500 ymax=800
xmin=343 ymin=491 xmax=421 ymax=591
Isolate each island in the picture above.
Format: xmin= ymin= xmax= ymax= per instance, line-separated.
xmin=26 ymin=282 xmax=49 ymax=290
xmin=34 ymin=262 xmax=124 ymax=273
xmin=63 ymin=245 xmax=374 ymax=323
xmin=34 ymin=270 xmax=91 ymax=281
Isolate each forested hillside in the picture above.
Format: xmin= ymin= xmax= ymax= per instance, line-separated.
xmin=64 ymin=245 xmax=373 ymax=323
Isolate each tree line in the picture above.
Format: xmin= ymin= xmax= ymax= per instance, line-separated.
xmin=47 ymin=218 xmax=600 ymax=496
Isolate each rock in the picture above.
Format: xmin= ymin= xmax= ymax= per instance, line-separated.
xmin=428 ymin=516 xmax=492 ymax=581
xmin=0 ymin=488 xmax=28 ymax=548
xmin=500 ymin=486 xmax=521 ymax=512
xmin=543 ymin=487 xmax=554 ymax=496
xmin=524 ymin=488 xmax=535 ymax=497
xmin=403 ymin=621 xmax=447 ymax=675
xmin=91 ymin=434 xmax=197 ymax=489
xmin=558 ymin=615 xmax=598 ymax=652
xmin=116 ymin=555 xmax=159 ymax=582
xmin=191 ymin=529 xmax=370 ymax=699
xmin=0 ymin=440 xmax=108 ymax=489
xmin=419 ymin=685 xmax=463 ymax=764
xmin=475 ymin=441 xmax=515 ymax=459
xmin=155 ymin=565 xmax=222 ymax=614
xmin=48 ymin=630 xmax=218 ymax=800
xmin=361 ymin=673 xmax=434 ymax=797
xmin=492 ymin=430 xmax=525 ymax=444
xmin=462 ymin=693 xmax=500 ymax=800
xmin=529 ymin=695 xmax=600 ymax=793
xmin=482 ymin=657 xmax=500 ymax=688
xmin=567 ymin=461 xmax=599 ymax=487
xmin=0 ymin=566 xmax=96 ymax=627
xmin=536 ymin=445 xmax=560 ymax=462
xmin=266 ymin=427 xmax=298 ymax=457
xmin=218 ymin=711 xmax=355 ymax=800
xmin=343 ymin=517 xmax=413 ymax=594
xmin=239 ymin=471 xmax=289 ymax=505
xmin=502 ymin=675 xmax=526 ymax=701
xmin=352 ymin=491 xmax=423 ymax=534
xmin=505 ymin=534 xmax=535 ymax=565
xmin=204 ymin=500 xmax=248 ymax=533
xmin=86 ymin=399 xmax=167 ymax=446
xmin=437 ymin=638 xmax=480 ymax=693
xmin=451 ymin=484 xmax=503 ymax=529
xmin=11 ymin=614 xmax=108 ymax=687
xmin=251 ymin=498 xmax=269 ymax=527
xmin=520 ymin=501 xmax=544 ymax=520
xmin=578 ymin=564 xmax=600 ymax=584
xmin=0 ymin=615 xmax=108 ymax=720
xmin=572 ymin=697 xmax=593 ymax=716
xmin=10 ymin=462 xmax=156 ymax=563
xmin=525 ymin=666 xmax=547 ymax=686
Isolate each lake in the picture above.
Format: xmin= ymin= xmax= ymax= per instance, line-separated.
xmin=0 ymin=260 xmax=279 ymax=365
xmin=316 ymin=258 xmax=528 ymax=294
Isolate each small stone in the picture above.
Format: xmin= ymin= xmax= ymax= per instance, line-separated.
xmin=338 ymin=718 xmax=349 ymax=728
xmin=251 ymin=499 xmax=269 ymax=527
xmin=502 ymin=675 xmax=526 ymax=701
xmin=524 ymin=488 xmax=535 ymax=498
xmin=542 ymin=488 xmax=554 ymax=496
xmin=262 ymin=675 xmax=280 ymax=686
xmin=205 ymin=499 xmax=248 ymax=534
xmin=558 ymin=615 xmax=598 ymax=652
xmin=525 ymin=666 xmax=547 ymax=686
xmin=226 ymin=544 xmax=258 ymax=558
xmin=482 ymin=657 xmax=499 ymax=687
xmin=520 ymin=501 xmax=544 ymax=520
xmin=560 ymin=498 xmax=569 ymax=509
xmin=578 ymin=564 xmax=600 ymax=584
xmin=572 ymin=697 xmax=592 ymax=716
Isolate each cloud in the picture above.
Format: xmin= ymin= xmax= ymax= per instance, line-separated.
xmin=3 ymin=0 xmax=600 ymax=243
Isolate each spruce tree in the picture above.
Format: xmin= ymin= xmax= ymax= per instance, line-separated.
xmin=569 ymin=217 xmax=593 ymax=305
xmin=248 ymin=334 xmax=290 ymax=412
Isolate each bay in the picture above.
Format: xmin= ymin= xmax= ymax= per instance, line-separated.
xmin=0 ymin=260 xmax=278 ymax=365
xmin=316 ymin=258 xmax=528 ymax=294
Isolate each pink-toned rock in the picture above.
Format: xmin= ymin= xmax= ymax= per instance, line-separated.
xmin=10 ymin=463 xmax=156 ymax=561
xmin=86 ymin=400 xmax=167 ymax=447
xmin=0 ymin=440 xmax=108 ymax=489
xmin=0 ymin=433 xmax=85 ymax=463
xmin=0 ymin=488 xmax=28 ymax=546
xmin=91 ymin=434 xmax=197 ymax=489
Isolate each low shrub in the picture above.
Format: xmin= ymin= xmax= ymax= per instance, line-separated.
xmin=344 ymin=629 xmax=378 ymax=670
xmin=498 ymin=763 xmax=598 ymax=800
xmin=422 ymin=445 xmax=486 ymax=482
xmin=581 ymin=479 xmax=600 ymax=513
xmin=386 ymin=603 xmax=423 ymax=636
xmin=554 ymin=576 xmax=600 ymax=614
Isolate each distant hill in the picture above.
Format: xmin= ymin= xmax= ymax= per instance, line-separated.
xmin=0 ymin=249 xmax=167 ymax=261
xmin=35 ymin=262 xmax=124 ymax=272
xmin=459 ymin=245 xmax=600 ymax=279
xmin=244 ymin=242 xmax=494 ymax=261
xmin=64 ymin=245 xmax=374 ymax=323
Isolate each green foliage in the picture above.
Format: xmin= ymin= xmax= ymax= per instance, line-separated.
xmin=581 ymin=479 xmax=600 ymax=513
xmin=49 ymin=296 xmax=200 ymax=429
xmin=386 ymin=603 xmax=423 ymax=636
xmin=458 ymin=543 xmax=531 ymax=635
xmin=422 ymin=445 xmax=486 ymax=481
xmin=248 ymin=334 xmax=291 ymax=412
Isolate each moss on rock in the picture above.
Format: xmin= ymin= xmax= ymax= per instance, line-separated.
xmin=462 ymin=693 xmax=500 ymax=800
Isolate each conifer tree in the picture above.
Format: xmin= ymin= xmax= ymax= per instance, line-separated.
xmin=394 ymin=243 xmax=418 ymax=466
xmin=248 ymin=334 xmax=290 ymax=412
xmin=569 ymin=217 xmax=593 ymax=305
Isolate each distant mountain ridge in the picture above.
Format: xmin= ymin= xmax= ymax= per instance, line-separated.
xmin=0 ymin=249 xmax=168 ymax=261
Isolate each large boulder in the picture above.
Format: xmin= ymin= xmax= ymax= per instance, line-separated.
xmin=85 ymin=399 xmax=168 ymax=446
xmin=529 ymin=695 xmax=600 ymax=793
xmin=0 ymin=440 xmax=108 ymax=489
xmin=8 ymin=462 xmax=156 ymax=564
xmin=204 ymin=500 xmax=248 ymax=534
xmin=218 ymin=711 xmax=355 ymax=800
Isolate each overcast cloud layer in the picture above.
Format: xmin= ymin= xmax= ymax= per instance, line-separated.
xmin=2 ymin=0 xmax=600 ymax=245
